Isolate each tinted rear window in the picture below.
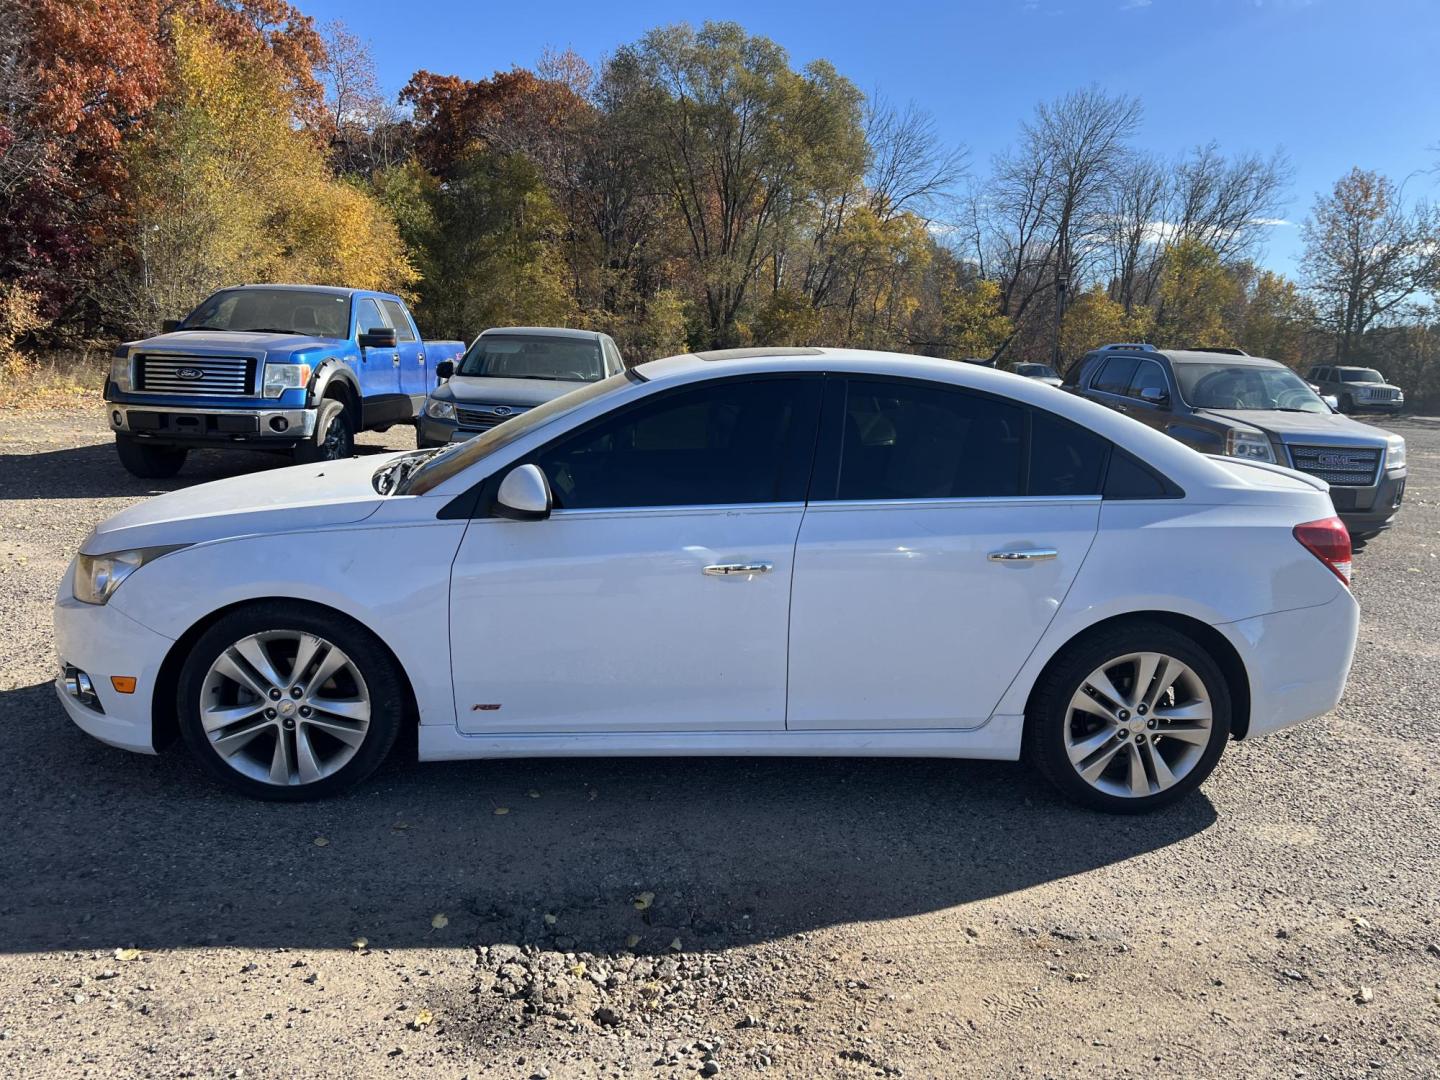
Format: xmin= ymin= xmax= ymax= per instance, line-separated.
xmin=1092 ymin=356 xmax=1140 ymax=395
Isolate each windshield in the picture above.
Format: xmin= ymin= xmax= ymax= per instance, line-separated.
xmin=1177 ymin=363 xmax=1330 ymax=413
xmin=1340 ymin=368 xmax=1385 ymax=383
xmin=400 ymin=372 xmax=635 ymax=495
xmin=458 ymin=334 xmax=604 ymax=382
xmin=182 ymin=288 xmax=350 ymax=337
xmin=1013 ymin=364 xmax=1059 ymax=378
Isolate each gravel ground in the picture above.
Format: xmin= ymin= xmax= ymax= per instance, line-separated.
xmin=0 ymin=406 xmax=1437 ymax=1079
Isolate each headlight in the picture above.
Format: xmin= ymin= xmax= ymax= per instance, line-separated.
xmin=1387 ymin=438 xmax=1406 ymax=469
xmin=109 ymin=350 xmax=133 ymax=392
xmin=74 ymin=545 xmax=188 ymax=605
xmin=424 ymin=398 xmax=456 ymax=420
xmin=1224 ymin=429 xmax=1276 ymax=463
xmin=262 ymin=363 xmax=312 ymax=399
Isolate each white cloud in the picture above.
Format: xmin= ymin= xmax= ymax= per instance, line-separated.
xmin=1121 ymin=0 xmax=1153 ymax=9
xmin=1251 ymin=217 xmax=1293 ymax=227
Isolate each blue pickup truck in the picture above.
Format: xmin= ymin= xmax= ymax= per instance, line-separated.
xmin=104 ymin=284 xmax=464 ymax=477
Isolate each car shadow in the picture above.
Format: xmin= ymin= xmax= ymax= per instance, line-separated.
xmin=0 ymin=440 xmax=396 ymax=500
xmin=0 ymin=681 xmax=1217 ymax=956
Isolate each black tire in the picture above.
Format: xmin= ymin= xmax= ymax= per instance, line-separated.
xmin=293 ymin=399 xmax=354 ymax=465
xmin=115 ymin=434 xmax=187 ymax=479
xmin=1023 ymin=621 xmax=1232 ymax=814
xmin=1339 ymin=394 xmax=1355 ymax=414
xmin=176 ymin=601 xmax=405 ymax=801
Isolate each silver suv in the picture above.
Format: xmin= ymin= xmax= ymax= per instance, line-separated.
xmin=1305 ymin=365 xmax=1404 ymax=415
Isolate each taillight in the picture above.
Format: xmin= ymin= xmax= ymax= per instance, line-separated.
xmin=1293 ymin=516 xmax=1352 ymax=585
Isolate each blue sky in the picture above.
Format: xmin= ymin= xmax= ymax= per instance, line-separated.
xmin=301 ymin=0 xmax=1440 ymax=276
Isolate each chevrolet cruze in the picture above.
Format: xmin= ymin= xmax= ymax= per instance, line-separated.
xmin=55 ymin=348 xmax=1360 ymax=811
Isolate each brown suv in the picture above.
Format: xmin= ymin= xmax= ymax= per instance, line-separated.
xmin=1065 ymin=345 xmax=1408 ymax=539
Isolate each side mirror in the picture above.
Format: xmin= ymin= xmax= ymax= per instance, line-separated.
xmin=359 ymin=326 xmax=397 ymax=349
xmin=161 ymin=319 xmax=182 ymax=333
xmin=494 ymin=464 xmax=552 ymax=521
xmin=434 ymin=359 xmax=454 ymax=381
xmin=1138 ymin=387 xmax=1170 ymax=407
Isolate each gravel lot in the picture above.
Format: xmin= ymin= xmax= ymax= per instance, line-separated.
xmin=0 ymin=406 xmax=1437 ymax=1079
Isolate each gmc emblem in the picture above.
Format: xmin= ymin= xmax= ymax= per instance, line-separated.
xmin=1317 ymin=453 xmax=1356 ymax=468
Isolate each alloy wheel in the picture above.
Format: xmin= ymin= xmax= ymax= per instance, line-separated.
xmin=1063 ymin=651 xmax=1213 ymax=799
xmin=198 ymin=630 xmax=371 ymax=786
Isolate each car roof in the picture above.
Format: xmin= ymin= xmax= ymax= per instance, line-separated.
xmin=224 ymin=284 xmax=369 ymax=298
xmin=479 ymin=326 xmax=604 ymax=341
xmin=1092 ymin=348 xmax=1287 ymax=369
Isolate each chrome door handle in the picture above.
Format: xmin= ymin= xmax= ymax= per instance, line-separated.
xmin=988 ymin=548 xmax=1058 ymax=563
xmin=703 ymin=562 xmax=773 ymax=577
xmin=392 ymin=352 xmax=401 ymax=366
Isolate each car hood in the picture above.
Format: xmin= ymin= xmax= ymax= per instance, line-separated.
xmin=81 ymin=453 xmax=402 ymax=554
xmin=433 ymin=376 xmax=590 ymax=408
xmin=126 ymin=330 xmax=340 ymax=360
xmin=1196 ymin=408 xmax=1392 ymax=445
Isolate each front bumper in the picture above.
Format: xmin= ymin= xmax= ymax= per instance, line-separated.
xmin=1221 ymin=590 xmax=1360 ymax=740
xmin=109 ymin=403 xmax=317 ymax=446
xmin=1330 ymin=468 xmax=1407 ymax=534
xmin=417 ymin=415 xmax=481 ymax=448
xmin=53 ymin=562 xmax=175 ymax=754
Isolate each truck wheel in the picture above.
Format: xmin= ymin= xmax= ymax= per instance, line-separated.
xmin=1339 ymin=394 xmax=1355 ymax=414
xmin=293 ymin=400 xmax=353 ymax=465
xmin=115 ymin=434 xmax=187 ymax=479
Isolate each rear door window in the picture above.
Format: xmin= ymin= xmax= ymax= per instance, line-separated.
xmin=832 ymin=380 xmax=1025 ymax=500
xmin=1092 ymin=356 xmax=1140 ymax=396
xmin=378 ymin=300 xmax=417 ymax=342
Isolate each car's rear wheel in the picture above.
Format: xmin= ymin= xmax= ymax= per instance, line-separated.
xmin=1025 ymin=623 xmax=1232 ymax=813
xmin=177 ymin=602 xmax=403 ymax=800
xmin=115 ymin=434 xmax=187 ymax=479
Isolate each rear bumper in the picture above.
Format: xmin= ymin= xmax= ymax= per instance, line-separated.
xmin=109 ymin=403 xmax=317 ymax=446
xmin=53 ymin=563 xmax=173 ymax=754
xmin=1219 ymin=590 xmax=1360 ymax=740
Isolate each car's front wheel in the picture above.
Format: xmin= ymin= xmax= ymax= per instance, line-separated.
xmin=1025 ymin=622 xmax=1231 ymax=813
xmin=293 ymin=399 xmax=354 ymax=465
xmin=177 ymin=602 xmax=404 ymax=800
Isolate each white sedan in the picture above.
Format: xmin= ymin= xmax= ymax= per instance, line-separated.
xmin=55 ymin=348 xmax=1359 ymax=811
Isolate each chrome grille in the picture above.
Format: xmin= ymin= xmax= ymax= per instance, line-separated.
xmin=456 ymin=404 xmax=528 ymax=430
xmin=136 ymin=354 xmax=256 ymax=396
xmin=1358 ymin=387 xmax=1400 ymax=401
xmin=1288 ymin=444 xmax=1382 ymax=486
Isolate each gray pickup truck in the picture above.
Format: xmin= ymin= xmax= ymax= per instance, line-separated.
xmin=1066 ymin=344 xmax=1407 ymax=539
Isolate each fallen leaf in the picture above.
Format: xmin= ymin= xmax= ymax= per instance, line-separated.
xmin=527 ymin=789 xmax=541 ymax=799
xmin=430 ymin=914 xmax=448 ymax=930
xmin=493 ymin=807 xmax=509 ymax=816
xmin=625 ymin=934 xmax=641 ymax=949
xmin=409 ymin=1008 xmax=433 ymax=1030
xmin=569 ymin=962 xmax=587 ymax=977
xmin=543 ymin=913 xmax=558 ymax=926
xmin=351 ymin=937 xmax=369 ymax=951
xmin=391 ymin=821 xmax=410 ymax=831
xmin=669 ymin=938 xmax=682 ymax=952
xmin=632 ymin=891 xmax=654 ymax=911
xmin=113 ymin=948 xmax=140 ymax=962
xmin=312 ymin=836 xmax=329 ymax=847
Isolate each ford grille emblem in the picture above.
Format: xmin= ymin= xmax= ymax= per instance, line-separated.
xmin=175 ymin=367 xmax=204 ymax=380
xmin=491 ymin=406 xmax=512 ymax=417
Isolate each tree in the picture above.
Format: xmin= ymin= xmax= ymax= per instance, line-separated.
xmin=107 ymin=16 xmax=414 ymax=333
xmin=1300 ymin=167 xmax=1439 ymax=359
xmin=1061 ymin=284 xmax=1153 ymax=360
xmin=1156 ymin=238 xmax=1238 ymax=348
xmin=936 ymin=278 xmax=1012 ymax=359
xmin=1239 ymin=270 xmax=1313 ymax=367
xmin=624 ymin=22 xmax=866 ymax=347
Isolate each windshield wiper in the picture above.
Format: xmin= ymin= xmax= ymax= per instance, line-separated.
xmin=242 ymin=327 xmax=304 ymax=335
